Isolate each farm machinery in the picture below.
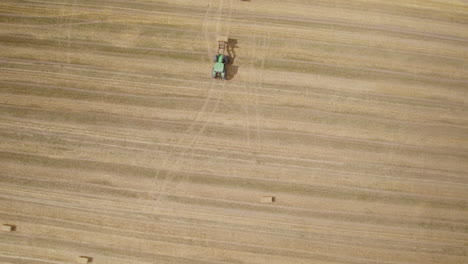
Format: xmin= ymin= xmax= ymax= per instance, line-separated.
xmin=212 ymin=36 xmax=230 ymax=80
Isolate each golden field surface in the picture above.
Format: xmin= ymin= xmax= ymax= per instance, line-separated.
xmin=1 ymin=0 xmax=468 ymax=263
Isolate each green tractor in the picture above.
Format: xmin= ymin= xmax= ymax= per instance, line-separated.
xmin=212 ymin=36 xmax=229 ymax=80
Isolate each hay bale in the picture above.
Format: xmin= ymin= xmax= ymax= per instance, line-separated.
xmin=77 ymin=256 xmax=93 ymax=263
xmin=260 ymin=196 xmax=275 ymax=203
xmin=217 ymin=35 xmax=229 ymax=43
xmin=1 ymin=224 xmax=16 ymax=232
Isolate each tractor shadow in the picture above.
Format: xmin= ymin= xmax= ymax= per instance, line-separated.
xmin=226 ymin=38 xmax=239 ymax=80
xmin=225 ymin=64 xmax=238 ymax=80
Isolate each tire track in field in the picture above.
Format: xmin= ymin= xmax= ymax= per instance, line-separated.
xmin=237 ymin=4 xmax=270 ymax=163
xmin=145 ymin=0 xmax=229 ymax=211
xmin=160 ymin=0 xmax=234 ymax=205
xmin=168 ymin=0 xmax=236 ymax=203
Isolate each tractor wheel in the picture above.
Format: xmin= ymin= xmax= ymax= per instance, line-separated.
xmin=213 ymin=55 xmax=218 ymax=62
xmin=223 ymin=56 xmax=229 ymax=64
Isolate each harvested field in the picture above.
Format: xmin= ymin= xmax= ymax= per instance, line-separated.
xmin=1 ymin=0 xmax=468 ymax=263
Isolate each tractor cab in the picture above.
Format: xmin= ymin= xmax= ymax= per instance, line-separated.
xmin=212 ymin=54 xmax=228 ymax=79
